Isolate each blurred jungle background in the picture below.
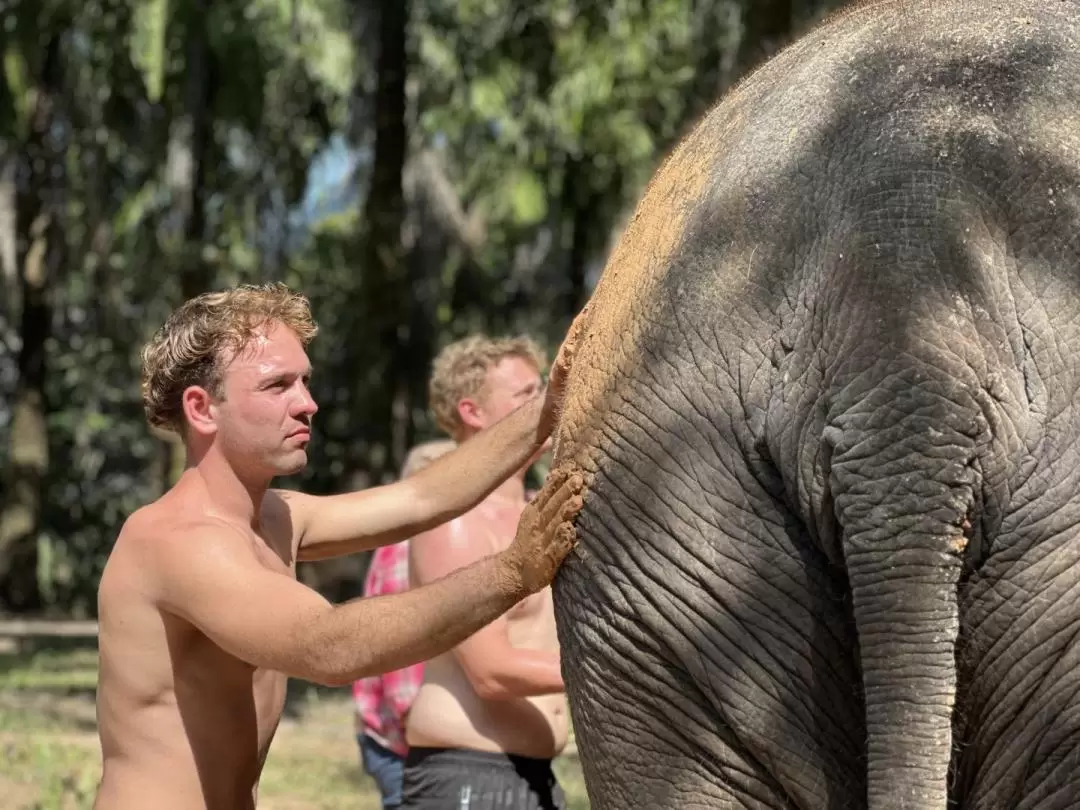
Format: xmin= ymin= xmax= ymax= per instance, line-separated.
xmin=0 ymin=0 xmax=847 ymax=806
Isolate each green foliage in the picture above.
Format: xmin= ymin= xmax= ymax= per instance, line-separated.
xmin=0 ymin=0 xmax=825 ymax=613
xmin=2 ymin=46 xmax=32 ymax=137
xmin=130 ymin=0 xmax=169 ymax=102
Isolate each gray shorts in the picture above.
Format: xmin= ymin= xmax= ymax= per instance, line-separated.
xmin=399 ymin=747 xmax=568 ymax=810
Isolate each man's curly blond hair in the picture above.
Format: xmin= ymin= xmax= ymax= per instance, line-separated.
xmin=428 ymin=334 xmax=546 ymax=439
xmin=141 ymin=282 xmax=318 ymax=433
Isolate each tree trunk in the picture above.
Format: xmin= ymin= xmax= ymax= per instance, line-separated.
xmin=0 ymin=145 xmax=17 ymax=376
xmin=0 ymin=54 xmax=15 ymax=309
xmin=736 ymin=0 xmax=795 ymax=76
xmin=681 ymin=2 xmax=740 ymax=129
xmin=172 ymin=1 xmax=213 ymax=304
xmin=304 ymin=0 xmax=415 ymax=589
xmin=355 ymin=0 xmax=411 ymax=482
xmin=0 ymin=35 xmax=66 ymax=612
xmin=155 ymin=1 xmax=214 ymax=493
xmin=559 ymin=156 xmax=601 ymax=322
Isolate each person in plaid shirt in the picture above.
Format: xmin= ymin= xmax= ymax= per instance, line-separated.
xmin=354 ymin=440 xmax=456 ymax=809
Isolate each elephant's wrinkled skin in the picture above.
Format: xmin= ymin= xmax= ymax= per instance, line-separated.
xmin=549 ymin=2 xmax=1080 ymax=808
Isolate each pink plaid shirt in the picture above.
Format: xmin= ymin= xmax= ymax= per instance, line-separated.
xmin=352 ymin=541 xmax=424 ymax=757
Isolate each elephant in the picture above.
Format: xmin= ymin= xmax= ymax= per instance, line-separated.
xmin=548 ymin=1 xmax=1080 ymax=808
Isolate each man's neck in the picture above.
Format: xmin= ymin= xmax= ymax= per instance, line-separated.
xmin=183 ymin=447 xmax=271 ymax=528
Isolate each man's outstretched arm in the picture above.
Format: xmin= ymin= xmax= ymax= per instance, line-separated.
xmin=156 ymin=471 xmax=584 ymax=687
xmin=289 ymin=394 xmax=551 ymax=561
xmin=289 ymin=326 xmax=584 ymax=561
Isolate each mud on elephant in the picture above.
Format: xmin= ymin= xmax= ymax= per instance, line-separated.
xmin=548 ymin=1 xmax=1080 ymax=808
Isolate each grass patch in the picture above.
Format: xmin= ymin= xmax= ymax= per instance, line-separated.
xmin=0 ymin=651 xmax=100 ymax=691
xmin=0 ymin=643 xmax=591 ymax=809
xmin=554 ymin=754 xmax=590 ymax=810
xmin=1 ymin=730 xmax=101 ymax=810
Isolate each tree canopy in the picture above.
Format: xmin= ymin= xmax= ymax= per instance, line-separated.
xmin=0 ymin=0 xmax=846 ymax=616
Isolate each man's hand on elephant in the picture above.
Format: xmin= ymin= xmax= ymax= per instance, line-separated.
xmin=538 ymin=304 xmax=590 ymax=438
xmin=500 ymin=466 xmax=585 ymax=595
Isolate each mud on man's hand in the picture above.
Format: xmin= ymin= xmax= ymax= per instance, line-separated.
xmin=537 ymin=303 xmax=590 ymax=439
xmin=502 ymin=466 xmax=586 ymax=594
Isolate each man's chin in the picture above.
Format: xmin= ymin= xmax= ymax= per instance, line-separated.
xmin=276 ymin=450 xmax=308 ymax=477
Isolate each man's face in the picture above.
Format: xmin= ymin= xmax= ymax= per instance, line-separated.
xmin=212 ymin=322 xmax=318 ymax=478
xmin=470 ymin=355 xmax=542 ymax=431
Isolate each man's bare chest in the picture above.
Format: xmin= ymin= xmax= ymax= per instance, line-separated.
xmin=472 ymin=502 xmax=524 ymax=552
xmin=472 ymin=503 xmax=553 ymax=618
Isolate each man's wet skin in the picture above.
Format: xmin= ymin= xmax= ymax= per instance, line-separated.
xmin=407 ymin=354 xmax=570 ymax=761
xmin=406 ymin=493 xmax=570 ymax=759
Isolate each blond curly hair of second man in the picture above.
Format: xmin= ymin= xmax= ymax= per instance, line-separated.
xmin=428 ymin=334 xmax=547 ymax=439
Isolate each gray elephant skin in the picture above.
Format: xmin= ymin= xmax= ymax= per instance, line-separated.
xmin=548 ymin=1 xmax=1080 ymax=808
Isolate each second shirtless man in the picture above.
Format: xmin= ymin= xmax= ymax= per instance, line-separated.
xmin=403 ymin=335 xmax=570 ymax=810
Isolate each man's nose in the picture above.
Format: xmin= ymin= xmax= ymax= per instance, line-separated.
xmin=294 ymin=385 xmax=319 ymax=416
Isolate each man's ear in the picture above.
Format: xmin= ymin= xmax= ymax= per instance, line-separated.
xmin=456 ymin=397 xmax=484 ymax=432
xmin=182 ymin=386 xmax=220 ymax=437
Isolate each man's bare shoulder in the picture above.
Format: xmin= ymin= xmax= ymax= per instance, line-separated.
xmin=119 ymin=496 xmax=246 ymax=548
xmin=408 ymin=506 xmax=502 ymax=588
xmin=98 ymin=501 xmax=214 ymax=631
xmin=413 ymin=508 xmax=495 ymax=551
xmin=106 ymin=499 xmax=258 ymax=596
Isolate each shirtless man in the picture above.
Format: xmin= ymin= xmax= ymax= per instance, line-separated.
xmin=402 ymin=335 xmax=571 ymax=810
xmin=92 ymin=284 xmax=583 ymax=810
